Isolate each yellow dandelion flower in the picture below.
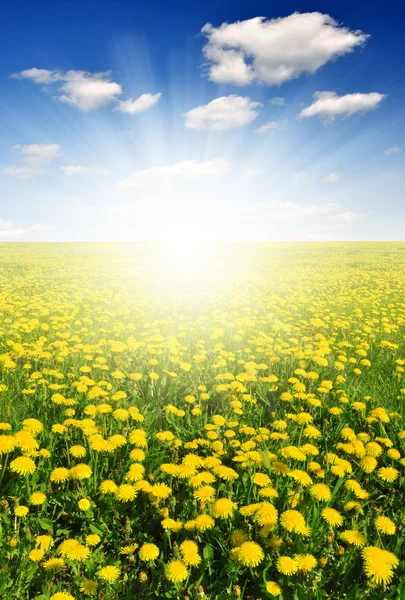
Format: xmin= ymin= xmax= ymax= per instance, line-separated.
xmin=179 ymin=540 xmax=201 ymax=566
xmin=116 ymin=484 xmax=137 ymax=502
xmin=259 ymin=486 xmax=278 ymax=499
xmin=340 ymin=530 xmax=366 ymax=547
xmin=195 ymin=514 xmax=215 ymax=532
xmin=15 ymin=506 xmax=29 ymax=517
xmin=234 ymin=541 xmax=264 ymax=567
xmin=98 ymin=565 xmax=120 ymax=583
xmin=86 ymin=534 xmax=101 ymax=547
xmin=79 ymin=580 xmax=98 ymax=596
xmin=139 ymin=543 xmax=159 ymax=562
xmin=310 ymin=483 xmax=331 ymax=502
xmin=78 ymin=498 xmax=91 ymax=511
xmin=213 ymin=498 xmax=237 ymax=519
xmin=375 ymin=516 xmax=396 ymax=535
xmin=266 ymin=581 xmax=281 ymax=596
xmin=253 ymin=473 xmax=271 ymax=487
xmin=69 ymin=463 xmax=92 ymax=480
xmin=256 ymin=502 xmax=278 ymax=527
xmin=280 ymin=510 xmax=309 ymax=535
xmin=362 ymin=546 xmax=398 ymax=585
xmin=213 ymin=465 xmax=238 ymax=481
xmin=166 ymin=560 xmax=189 ymax=583
xmin=35 ymin=535 xmax=53 ymax=550
xmin=231 ymin=529 xmax=249 ymax=547
xmin=69 ymin=445 xmax=87 ymax=458
xmin=42 ymin=558 xmax=65 ymax=570
xmin=130 ymin=448 xmax=146 ymax=462
xmin=30 ymin=491 xmax=46 ymax=505
xmin=10 ymin=456 xmax=36 ymax=476
xmin=194 ymin=485 xmax=216 ymax=502
xmin=276 ymin=556 xmax=299 ymax=575
xmin=378 ymin=467 xmax=399 ymax=483
xmin=150 ymin=482 xmax=172 ymax=499
xmin=294 ymin=554 xmax=317 ymax=573
xmin=99 ymin=479 xmax=117 ymax=494
xmin=359 ymin=455 xmax=377 ymax=473
xmin=29 ymin=549 xmax=45 ymax=562
xmin=50 ymin=467 xmax=70 ymax=483
xmin=0 ymin=435 xmax=17 ymax=454
xmin=288 ymin=469 xmax=313 ymax=487
xmin=321 ymin=508 xmax=343 ymax=528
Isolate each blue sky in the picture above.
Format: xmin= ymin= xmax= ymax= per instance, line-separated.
xmin=1 ymin=0 xmax=404 ymax=241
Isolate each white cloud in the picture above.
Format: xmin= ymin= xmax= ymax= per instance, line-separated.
xmin=253 ymin=199 xmax=343 ymax=219
xmin=59 ymin=71 xmax=122 ymax=111
xmin=118 ymin=158 xmax=233 ymax=189
xmin=384 ymin=146 xmax=401 ymax=155
xmin=184 ymin=95 xmax=261 ymax=130
xmin=246 ymin=168 xmax=264 ymax=178
xmin=2 ymin=144 xmax=61 ymax=179
xmin=299 ymin=91 xmax=386 ymax=121
xmin=328 ymin=211 xmax=364 ymax=222
xmin=239 ymin=200 xmax=366 ymax=233
xmin=255 ymin=121 xmax=279 ymax=134
xmin=61 ymin=166 xmax=111 ymax=177
xmin=16 ymin=143 xmax=61 ymax=166
xmin=11 ymin=67 xmax=63 ymax=84
xmin=12 ymin=68 xmax=122 ymax=111
xmin=119 ymin=128 xmax=137 ymax=138
xmin=103 ymin=197 xmax=159 ymax=217
xmin=2 ymin=166 xmax=43 ymax=179
xmin=292 ymin=171 xmax=316 ymax=184
xmin=0 ymin=219 xmax=51 ymax=240
xmin=270 ymin=97 xmax=285 ymax=105
xmin=117 ymin=93 xmax=162 ymax=115
xmin=324 ymin=172 xmax=341 ymax=183
xmin=201 ymin=13 xmax=368 ymax=86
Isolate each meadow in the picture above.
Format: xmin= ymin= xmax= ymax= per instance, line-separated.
xmin=0 ymin=242 xmax=405 ymax=600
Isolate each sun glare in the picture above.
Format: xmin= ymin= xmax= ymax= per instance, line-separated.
xmin=148 ymin=240 xmax=222 ymax=291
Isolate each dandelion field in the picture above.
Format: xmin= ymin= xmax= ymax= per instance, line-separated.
xmin=1 ymin=242 xmax=405 ymax=600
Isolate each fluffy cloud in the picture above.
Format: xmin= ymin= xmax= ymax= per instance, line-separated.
xmin=118 ymin=158 xmax=233 ymax=189
xmin=246 ymin=168 xmax=264 ymax=178
xmin=184 ymin=95 xmax=261 ymax=130
xmin=0 ymin=219 xmax=50 ymax=239
xmin=59 ymin=71 xmax=122 ymax=111
xmin=61 ymin=166 xmax=111 ymax=177
xmin=270 ymin=97 xmax=285 ymax=105
xmin=2 ymin=144 xmax=61 ymax=179
xmin=292 ymin=171 xmax=316 ymax=184
xmin=328 ymin=211 xmax=364 ymax=222
xmin=201 ymin=13 xmax=368 ymax=86
xmin=11 ymin=67 xmax=62 ymax=84
xmin=16 ymin=144 xmax=61 ymax=166
xmin=324 ymin=172 xmax=341 ymax=183
xmin=103 ymin=197 xmax=159 ymax=217
xmin=299 ymin=91 xmax=386 ymax=121
xmin=12 ymin=68 xmax=123 ymax=111
xmin=255 ymin=121 xmax=279 ymax=134
xmin=253 ymin=199 xmax=343 ymax=219
xmin=117 ymin=93 xmax=162 ymax=115
xmin=2 ymin=166 xmax=43 ymax=179
xmin=384 ymin=146 xmax=401 ymax=155
xmin=240 ymin=200 xmax=366 ymax=231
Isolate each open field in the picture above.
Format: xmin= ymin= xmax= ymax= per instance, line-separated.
xmin=1 ymin=243 xmax=405 ymax=600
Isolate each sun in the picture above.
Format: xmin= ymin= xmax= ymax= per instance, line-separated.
xmin=148 ymin=240 xmax=221 ymax=291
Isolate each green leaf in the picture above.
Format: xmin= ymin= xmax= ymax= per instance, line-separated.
xmin=38 ymin=518 xmax=53 ymax=531
xmin=203 ymin=544 xmax=214 ymax=561
xmin=89 ymin=523 xmax=104 ymax=536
